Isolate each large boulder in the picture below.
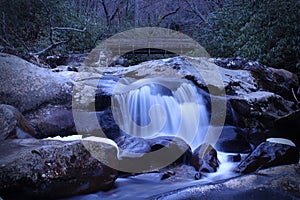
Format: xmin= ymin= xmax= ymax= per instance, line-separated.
xmin=0 ymin=104 xmax=35 ymax=140
xmin=0 ymin=53 xmax=73 ymax=113
xmin=228 ymin=91 xmax=295 ymax=130
xmin=235 ymin=141 xmax=299 ymax=173
xmin=0 ymin=138 xmax=118 ymax=199
xmin=212 ymin=57 xmax=299 ymax=100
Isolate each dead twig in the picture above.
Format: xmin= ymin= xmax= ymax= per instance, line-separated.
xmin=32 ymin=36 xmax=73 ymax=56
xmin=292 ymin=88 xmax=300 ymax=104
xmin=156 ymin=7 xmax=181 ymax=26
xmin=51 ymin=27 xmax=87 ymax=32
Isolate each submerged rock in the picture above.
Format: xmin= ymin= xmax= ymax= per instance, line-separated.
xmin=0 ymin=138 xmax=118 ymax=199
xmin=190 ymin=143 xmax=219 ymax=173
xmin=0 ymin=104 xmax=35 ymax=139
xmin=235 ymin=141 xmax=299 ymax=173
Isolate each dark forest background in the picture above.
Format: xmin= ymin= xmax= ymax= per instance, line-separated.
xmin=0 ymin=0 xmax=299 ymax=72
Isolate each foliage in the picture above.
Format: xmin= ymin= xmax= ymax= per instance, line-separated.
xmin=0 ymin=0 xmax=104 ymax=58
xmin=199 ymin=0 xmax=300 ymax=71
xmin=0 ymin=0 xmax=299 ymax=72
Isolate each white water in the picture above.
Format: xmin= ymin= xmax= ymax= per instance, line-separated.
xmin=111 ymin=79 xmax=209 ymax=150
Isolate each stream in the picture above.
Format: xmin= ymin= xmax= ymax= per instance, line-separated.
xmin=65 ymin=152 xmax=244 ymax=199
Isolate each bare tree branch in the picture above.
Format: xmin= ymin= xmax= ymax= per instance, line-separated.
xmin=32 ymin=36 xmax=73 ymax=56
xmin=157 ymin=7 xmax=181 ymax=26
xmin=0 ymin=35 xmax=12 ymax=47
xmin=183 ymin=0 xmax=208 ymax=23
xmin=51 ymin=27 xmax=87 ymax=32
xmin=30 ymin=0 xmax=87 ymax=56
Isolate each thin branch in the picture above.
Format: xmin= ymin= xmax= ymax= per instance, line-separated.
xmin=157 ymin=7 xmax=181 ymax=26
xmin=32 ymin=36 xmax=73 ymax=56
xmin=292 ymin=88 xmax=300 ymax=104
xmin=51 ymin=27 xmax=87 ymax=32
xmin=0 ymin=35 xmax=12 ymax=47
xmin=109 ymin=3 xmax=122 ymax=22
xmin=183 ymin=0 xmax=208 ymax=23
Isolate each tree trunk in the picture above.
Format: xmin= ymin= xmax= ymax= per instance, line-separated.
xmin=134 ymin=0 xmax=139 ymax=26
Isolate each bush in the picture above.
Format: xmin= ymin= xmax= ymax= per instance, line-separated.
xmin=0 ymin=0 xmax=105 ymax=58
xmin=199 ymin=0 xmax=300 ymax=72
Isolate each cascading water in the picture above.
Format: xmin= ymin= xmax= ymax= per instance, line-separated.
xmin=111 ymin=78 xmax=209 ymax=150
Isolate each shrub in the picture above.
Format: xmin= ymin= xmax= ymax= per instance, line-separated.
xmin=199 ymin=0 xmax=300 ymax=71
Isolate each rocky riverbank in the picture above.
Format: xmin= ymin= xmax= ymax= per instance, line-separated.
xmin=0 ymin=53 xmax=299 ymax=199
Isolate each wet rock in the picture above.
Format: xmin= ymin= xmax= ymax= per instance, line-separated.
xmin=194 ymin=172 xmax=202 ymax=180
xmin=215 ymin=126 xmax=251 ymax=153
xmin=154 ymin=164 xmax=300 ymax=200
xmin=115 ymin=136 xmax=191 ymax=173
xmin=52 ymin=65 xmax=78 ymax=72
xmin=190 ymin=143 xmax=219 ymax=173
xmin=261 ymin=67 xmax=298 ymax=101
xmin=0 ymin=104 xmax=35 ymax=140
xmin=229 ymin=91 xmax=295 ymax=129
xmin=71 ymin=110 xmax=120 ymax=140
xmin=273 ymin=110 xmax=300 ymax=146
xmin=45 ymin=55 xmax=68 ymax=68
xmin=109 ymin=56 xmax=129 ymax=67
xmin=161 ymin=170 xmax=176 ymax=180
xmin=235 ymin=141 xmax=299 ymax=174
xmin=211 ymin=57 xmax=299 ymax=100
xmin=115 ymin=135 xmax=151 ymax=155
xmin=227 ymin=154 xmax=242 ymax=162
xmin=96 ymin=109 xmax=121 ymax=140
xmin=31 ymin=110 xmax=76 ymax=138
xmin=147 ymin=136 xmax=192 ymax=165
xmin=66 ymin=53 xmax=88 ymax=68
xmin=0 ymin=138 xmax=118 ymax=199
xmin=0 ymin=53 xmax=73 ymax=113
xmin=95 ymin=75 xmax=119 ymax=111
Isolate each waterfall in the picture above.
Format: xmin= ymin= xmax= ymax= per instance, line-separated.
xmin=111 ymin=78 xmax=209 ymax=150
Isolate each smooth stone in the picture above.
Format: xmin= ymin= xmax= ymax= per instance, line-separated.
xmin=153 ymin=164 xmax=300 ymax=200
xmin=235 ymin=141 xmax=299 ymax=173
xmin=0 ymin=138 xmax=118 ymax=199
xmin=0 ymin=104 xmax=35 ymax=140
xmin=190 ymin=143 xmax=219 ymax=173
xmin=0 ymin=53 xmax=73 ymax=113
